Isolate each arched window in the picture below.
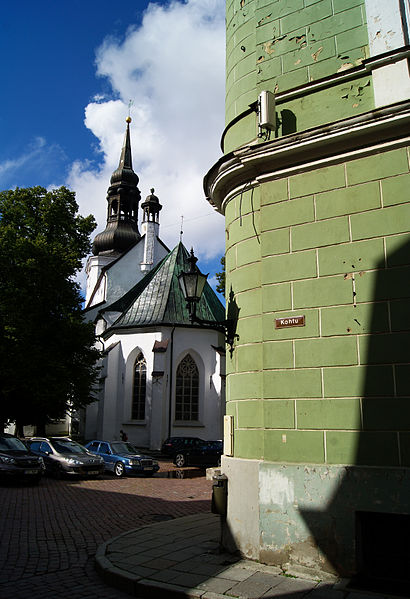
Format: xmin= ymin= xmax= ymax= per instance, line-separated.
xmin=175 ymin=354 xmax=199 ymax=421
xmin=132 ymin=353 xmax=146 ymax=420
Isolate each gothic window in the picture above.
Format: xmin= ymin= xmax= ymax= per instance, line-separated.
xmin=132 ymin=353 xmax=146 ymax=420
xmin=175 ymin=354 xmax=199 ymax=421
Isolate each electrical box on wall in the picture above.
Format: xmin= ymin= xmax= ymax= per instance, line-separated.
xmin=258 ymin=90 xmax=276 ymax=131
xmin=224 ymin=415 xmax=234 ymax=456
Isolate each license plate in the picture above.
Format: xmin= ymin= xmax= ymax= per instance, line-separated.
xmin=88 ymin=470 xmax=99 ymax=475
xmin=25 ymin=470 xmax=39 ymax=475
xmin=143 ymin=467 xmax=153 ymax=471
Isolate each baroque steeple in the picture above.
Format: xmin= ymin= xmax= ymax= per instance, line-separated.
xmin=92 ymin=117 xmax=141 ymax=256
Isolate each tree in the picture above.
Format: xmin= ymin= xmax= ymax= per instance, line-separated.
xmin=215 ymin=256 xmax=225 ymax=296
xmin=0 ymin=186 xmax=101 ymax=434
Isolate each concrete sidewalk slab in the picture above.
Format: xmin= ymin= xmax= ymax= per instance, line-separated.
xmin=95 ymin=513 xmax=402 ymax=599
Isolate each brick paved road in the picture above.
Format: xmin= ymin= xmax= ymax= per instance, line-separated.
xmin=0 ymin=464 xmax=213 ymax=599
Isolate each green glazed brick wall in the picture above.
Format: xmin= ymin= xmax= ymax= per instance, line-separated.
xmin=226 ymin=144 xmax=410 ymax=466
xmin=225 ymin=0 xmax=372 ymax=152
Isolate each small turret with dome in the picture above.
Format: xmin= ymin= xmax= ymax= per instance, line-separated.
xmin=92 ymin=117 xmax=141 ymax=256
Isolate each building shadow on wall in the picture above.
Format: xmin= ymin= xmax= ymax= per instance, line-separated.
xmin=300 ymin=238 xmax=410 ymax=594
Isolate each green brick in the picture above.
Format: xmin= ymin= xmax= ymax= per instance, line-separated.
xmin=263 ymin=341 xmax=294 ymax=369
xmin=289 ymin=164 xmax=346 ymax=198
xmin=226 ymin=246 xmax=236 ymax=271
xmin=235 ymin=52 xmax=258 ymax=81
xmin=307 ymin=6 xmax=364 ymax=38
xmin=386 ymin=234 xmax=410 ymax=267
xmin=273 ymin=68 xmax=310 ymax=94
xmin=396 ymin=365 xmax=410 ymax=396
xmin=336 ymin=26 xmax=369 ymax=53
xmin=236 ymin=288 xmax=262 ymax=317
xmin=391 ymin=300 xmax=410 ymax=332
xmin=323 ymin=365 xmax=395 ymax=397
xmin=362 ymin=398 xmax=410 ymax=431
xmin=229 ymin=372 xmax=262 ymax=400
xmin=321 ymin=302 xmax=389 ymax=337
xmin=333 ymin=0 xmax=363 ymax=12
xmin=326 ymin=431 xmax=399 ymax=466
xmin=261 ymin=196 xmax=314 ymax=231
xmin=258 ymin=0 xmax=303 ymax=22
xmin=262 ymin=283 xmax=292 ymax=312
xmin=292 ymin=217 xmax=350 ymax=251
xmin=228 ymin=210 xmax=261 ymax=245
xmin=236 ymin=237 xmax=261 ymax=267
xmin=293 ymin=275 xmax=353 ymax=308
xmin=264 ymin=430 xmax=325 ymax=463
xmin=257 ymin=56 xmax=282 ymax=83
xmin=236 ymin=315 xmax=263 ymax=344
xmin=230 ymin=262 xmax=261 ymax=293
xmin=237 ymin=344 xmax=263 ymax=371
xmin=225 ymin=401 xmax=236 ymax=418
xmin=260 ymin=178 xmax=288 ymax=206
xmin=263 ymin=309 xmax=319 ymax=341
xmin=262 ymin=251 xmax=317 ymax=284
xmin=235 ymin=429 xmax=263 ymax=459
xmin=264 ymin=400 xmax=295 ymax=428
xmin=382 ymin=173 xmax=410 ymax=207
xmin=399 ymin=433 xmax=410 ymax=466
xmin=315 ymin=181 xmax=381 ymax=221
xmin=295 ymin=337 xmax=358 ymax=367
xmin=318 ymin=238 xmax=384 ymax=276
xmin=281 ymin=0 xmax=332 ymax=31
xmin=237 ymin=400 xmax=263 ymax=428
xmin=282 ymin=39 xmax=336 ymax=73
xmin=263 ymin=368 xmax=322 ymax=399
xmin=261 ymin=229 xmax=290 ymax=257
xmin=359 ymin=332 xmax=410 ymax=365
xmin=346 ymin=148 xmax=409 ymax=186
xmin=297 ymin=399 xmax=361 ymax=429
xmin=351 ymin=203 xmax=410 ymax=240
xmin=355 ymin=266 xmax=410 ymax=302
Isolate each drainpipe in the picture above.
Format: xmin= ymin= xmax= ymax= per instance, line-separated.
xmin=168 ymin=327 xmax=175 ymax=438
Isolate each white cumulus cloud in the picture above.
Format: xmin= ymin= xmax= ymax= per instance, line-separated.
xmin=67 ymin=0 xmax=226 ymax=263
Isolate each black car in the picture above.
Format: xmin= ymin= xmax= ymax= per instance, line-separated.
xmin=0 ymin=433 xmax=44 ymax=484
xmin=27 ymin=437 xmax=105 ymax=478
xmin=162 ymin=436 xmax=223 ymax=468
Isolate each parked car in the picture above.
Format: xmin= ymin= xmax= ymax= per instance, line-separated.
xmin=26 ymin=437 xmax=105 ymax=478
xmin=161 ymin=436 xmax=223 ymax=468
xmin=0 ymin=433 xmax=44 ymax=484
xmin=161 ymin=436 xmax=205 ymax=455
xmin=85 ymin=440 xmax=160 ymax=477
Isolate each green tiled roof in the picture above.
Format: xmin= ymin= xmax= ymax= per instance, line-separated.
xmin=101 ymin=243 xmax=225 ymax=331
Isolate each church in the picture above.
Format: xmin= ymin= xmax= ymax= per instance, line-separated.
xmin=82 ymin=118 xmax=225 ymax=450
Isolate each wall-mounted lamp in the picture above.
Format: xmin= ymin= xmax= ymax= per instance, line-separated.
xmin=178 ymin=248 xmax=238 ymax=355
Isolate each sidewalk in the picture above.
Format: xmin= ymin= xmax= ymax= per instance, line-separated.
xmin=95 ymin=512 xmax=398 ymax=599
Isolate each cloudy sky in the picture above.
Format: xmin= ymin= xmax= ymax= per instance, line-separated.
xmin=0 ymin=0 xmax=226 ymax=292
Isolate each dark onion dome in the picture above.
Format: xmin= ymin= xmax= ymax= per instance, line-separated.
xmin=141 ymin=188 xmax=162 ymax=221
xmin=93 ymin=117 xmax=141 ymax=256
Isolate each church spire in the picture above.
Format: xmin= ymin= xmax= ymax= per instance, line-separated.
xmin=92 ymin=117 xmax=141 ymax=256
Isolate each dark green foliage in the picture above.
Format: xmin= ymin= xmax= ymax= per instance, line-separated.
xmin=0 ymin=186 xmax=101 ymax=430
xmin=215 ymin=256 xmax=225 ymax=296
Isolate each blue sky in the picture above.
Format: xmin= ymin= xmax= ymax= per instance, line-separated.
xmin=0 ymin=0 xmax=226 ymax=294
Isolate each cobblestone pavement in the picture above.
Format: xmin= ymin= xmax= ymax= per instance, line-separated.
xmin=0 ymin=463 xmax=213 ymax=599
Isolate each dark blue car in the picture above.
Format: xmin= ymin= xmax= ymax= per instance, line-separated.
xmin=85 ymin=440 xmax=160 ymax=477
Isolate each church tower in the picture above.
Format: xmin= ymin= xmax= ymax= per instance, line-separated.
xmin=85 ymin=117 xmax=142 ymax=305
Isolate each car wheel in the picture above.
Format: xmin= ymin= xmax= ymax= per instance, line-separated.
xmin=174 ymin=453 xmax=186 ymax=468
xmin=114 ymin=462 xmax=125 ymax=477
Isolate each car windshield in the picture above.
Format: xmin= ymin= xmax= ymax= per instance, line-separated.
xmin=0 ymin=437 xmax=27 ymax=451
xmin=111 ymin=442 xmax=137 ymax=454
xmin=51 ymin=440 xmax=88 ymax=454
